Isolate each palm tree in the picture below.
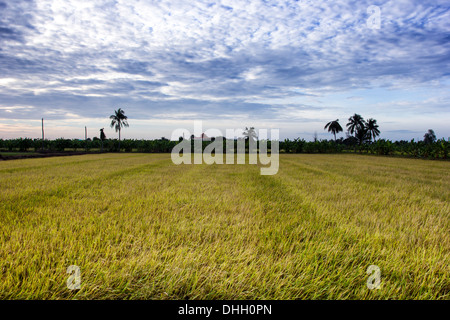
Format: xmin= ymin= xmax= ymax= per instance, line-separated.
xmin=346 ymin=113 xmax=365 ymax=136
xmin=355 ymin=126 xmax=369 ymax=146
xmin=324 ymin=119 xmax=343 ymax=141
xmin=365 ymin=118 xmax=380 ymax=142
xmin=110 ymin=108 xmax=129 ymax=152
xmin=243 ymin=127 xmax=258 ymax=141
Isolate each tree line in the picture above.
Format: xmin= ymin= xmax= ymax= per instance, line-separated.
xmin=1 ymin=135 xmax=448 ymax=160
xmin=279 ymin=137 xmax=449 ymax=159
xmin=1 ymin=109 xmax=448 ymax=160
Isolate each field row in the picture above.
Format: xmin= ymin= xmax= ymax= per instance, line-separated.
xmin=0 ymin=154 xmax=448 ymax=299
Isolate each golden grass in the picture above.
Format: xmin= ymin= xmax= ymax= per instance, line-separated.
xmin=0 ymin=153 xmax=448 ymax=299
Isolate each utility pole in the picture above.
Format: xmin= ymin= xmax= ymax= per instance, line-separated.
xmin=85 ymin=126 xmax=88 ymax=152
xmin=41 ymin=118 xmax=44 ymax=151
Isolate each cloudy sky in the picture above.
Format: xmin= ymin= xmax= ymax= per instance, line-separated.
xmin=0 ymin=0 xmax=449 ymax=141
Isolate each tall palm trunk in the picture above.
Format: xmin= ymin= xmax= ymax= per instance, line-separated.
xmin=110 ymin=108 xmax=129 ymax=152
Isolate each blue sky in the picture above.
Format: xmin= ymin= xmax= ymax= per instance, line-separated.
xmin=0 ymin=0 xmax=449 ymax=141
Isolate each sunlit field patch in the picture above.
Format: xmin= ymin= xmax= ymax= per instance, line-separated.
xmin=0 ymin=153 xmax=448 ymax=299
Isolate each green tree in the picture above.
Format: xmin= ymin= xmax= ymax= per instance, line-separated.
xmin=355 ymin=126 xmax=369 ymax=146
xmin=365 ymin=118 xmax=380 ymax=142
xmin=242 ymin=127 xmax=257 ymax=141
xmin=243 ymin=127 xmax=257 ymax=152
xmin=346 ymin=113 xmax=366 ymax=136
xmin=100 ymin=128 xmax=106 ymax=152
xmin=324 ymin=119 xmax=343 ymax=141
xmin=423 ymin=129 xmax=436 ymax=144
xmin=110 ymin=108 xmax=129 ymax=151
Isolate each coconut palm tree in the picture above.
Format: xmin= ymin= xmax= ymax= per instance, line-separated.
xmin=355 ymin=126 xmax=369 ymax=146
xmin=243 ymin=127 xmax=258 ymax=141
xmin=346 ymin=113 xmax=365 ymax=136
xmin=110 ymin=108 xmax=129 ymax=152
xmin=324 ymin=119 xmax=343 ymax=142
xmin=365 ymin=118 xmax=380 ymax=142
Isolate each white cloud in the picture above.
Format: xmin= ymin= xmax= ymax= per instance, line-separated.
xmin=0 ymin=0 xmax=449 ymax=140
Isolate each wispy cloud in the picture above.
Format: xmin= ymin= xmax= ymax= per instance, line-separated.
xmin=0 ymin=0 xmax=449 ymax=139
